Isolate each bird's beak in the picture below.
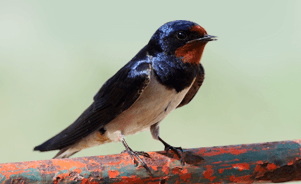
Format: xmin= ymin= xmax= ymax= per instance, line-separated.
xmin=187 ymin=35 xmax=217 ymax=43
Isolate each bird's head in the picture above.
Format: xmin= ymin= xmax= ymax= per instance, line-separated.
xmin=148 ymin=20 xmax=216 ymax=64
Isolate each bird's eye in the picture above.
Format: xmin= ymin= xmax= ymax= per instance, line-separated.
xmin=176 ymin=31 xmax=187 ymax=40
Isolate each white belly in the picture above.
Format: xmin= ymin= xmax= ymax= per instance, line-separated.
xmin=105 ymin=71 xmax=193 ymax=142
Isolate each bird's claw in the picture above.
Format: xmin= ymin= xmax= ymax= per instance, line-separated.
xmin=164 ymin=145 xmax=183 ymax=153
xmin=164 ymin=144 xmax=185 ymax=165
xmin=124 ymin=148 xmax=152 ymax=175
xmin=121 ymin=150 xmax=150 ymax=159
xmin=134 ymin=151 xmax=150 ymax=158
xmin=121 ymin=136 xmax=152 ymax=175
xmin=158 ymin=137 xmax=185 ymax=165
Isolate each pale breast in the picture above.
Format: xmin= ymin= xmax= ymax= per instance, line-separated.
xmin=104 ymin=70 xmax=194 ymax=142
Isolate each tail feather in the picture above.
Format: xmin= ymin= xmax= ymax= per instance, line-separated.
xmin=34 ymin=138 xmax=55 ymax=151
xmin=53 ymin=147 xmax=79 ymax=159
xmin=35 ymin=139 xmax=80 ymax=159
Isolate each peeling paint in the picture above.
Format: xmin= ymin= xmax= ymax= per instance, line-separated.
xmin=108 ymin=170 xmax=119 ymax=178
xmin=203 ymin=165 xmax=214 ymax=179
xmin=218 ymin=168 xmax=224 ymax=174
xmin=232 ymin=163 xmax=250 ymax=171
xmin=0 ymin=140 xmax=301 ymax=183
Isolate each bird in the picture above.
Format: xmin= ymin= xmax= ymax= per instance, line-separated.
xmin=34 ymin=20 xmax=216 ymax=172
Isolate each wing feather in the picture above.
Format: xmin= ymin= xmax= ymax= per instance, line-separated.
xmin=34 ymin=61 xmax=151 ymax=151
xmin=177 ymin=63 xmax=205 ymax=108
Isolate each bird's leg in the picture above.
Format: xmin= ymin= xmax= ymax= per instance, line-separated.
xmin=158 ymin=136 xmax=185 ymax=165
xmin=121 ymin=136 xmax=151 ymax=174
xmin=150 ymin=123 xmax=185 ymax=165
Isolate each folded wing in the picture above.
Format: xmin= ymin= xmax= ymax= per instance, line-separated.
xmin=34 ymin=61 xmax=152 ymax=151
xmin=177 ymin=63 xmax=205 ymax=108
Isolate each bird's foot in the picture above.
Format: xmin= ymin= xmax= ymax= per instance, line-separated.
xmin=134 ymin=151 xmax=150 ymax=158
xmin=121 ymin=150 xmax=150 ymax=158
xmin=121 ymin=137 xmax=152 ymax=175
xmin=164 ymin=144 xmax=184 ymax=165
xmin=159 ymin=137 xmax=185 ymax=165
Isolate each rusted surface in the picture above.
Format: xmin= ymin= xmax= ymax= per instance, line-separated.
xmin=1 ymin=139 xmax=301 ymax=183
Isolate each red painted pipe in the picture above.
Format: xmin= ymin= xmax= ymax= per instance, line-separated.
xmin=1 ymin=139 xmax=301 ymax=183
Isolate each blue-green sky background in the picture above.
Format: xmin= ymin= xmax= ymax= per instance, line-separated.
xmin=1 ymin=0 xmax=301 ymax=166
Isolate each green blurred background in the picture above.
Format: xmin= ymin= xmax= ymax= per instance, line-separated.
xmin=1 ymin=0 xmax=301 ymax=166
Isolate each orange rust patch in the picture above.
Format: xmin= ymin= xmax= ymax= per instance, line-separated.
xmin=180 ymin=173 xmax=192 ymax=182
xmin=177 ymin=168 xmax=192 ymax=182
xmin=81 ymin=178 xmax=88 ymax=184
xmin=256 ymin=160 xmax=264 ymax=164
xmin=197 ymin=148 xmax=207 ymax=154
xmin=254 ymin=164 xmax=266 ymax=178
xmin=203 ymin=165 xmax=217 ymax=181
xmin=172 ymin=167 xmax=181 ymax=174
xmin=288 ymin=160 xmax=294 ymax=165
xmin=209 ymin=176 xmax=216 ymax=182
xmin=232 ymin=163 xmax=250 ymax=171
xmin=81 ymin=178 xmax=99 ymax=184
xmin=108 ymin=170 xmax=120 ymax=178
xmin=53 ymin=179 xmax=58 ymax=184
xmin=229 ymin=175 xmax=252 ymax=183
xmin=267 ymin=163 xmax=277 ymax=170
xmin=52 ymin=159 xmax=86 ymax=170
xmin=229 ymin=147 xmax=248 ymax=155
xmin=116 ymin=175 xmax=142 ymax=184
xmin=203 ymin=147 xmax=248 ymax=157
xmin=151 ymin=166 xmax=158 ymax=171
xmin=203 ymin=165 xmax=214 ymax=179
xmin=162 ymin=165 xmax=169 ymax=175
xmin=218 ymin=168 xmax=224 ymax=174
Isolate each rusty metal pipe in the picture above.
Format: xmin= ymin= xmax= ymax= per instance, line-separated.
xmin=1 ymin=139 xmax=301 ymax=183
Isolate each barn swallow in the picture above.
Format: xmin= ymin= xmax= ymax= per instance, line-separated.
xmin=34 ymin=20 xmax=216 ymax=172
